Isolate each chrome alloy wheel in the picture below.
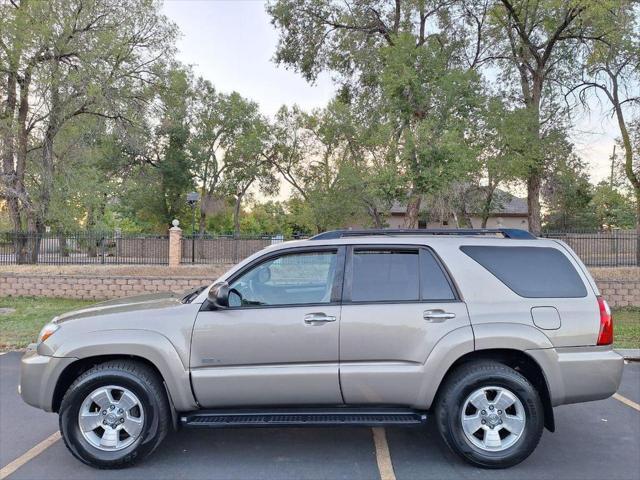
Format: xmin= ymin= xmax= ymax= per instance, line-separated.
xmin=78 ymin=385 xmax=145 ymax=451
xmin=460 ymin=386 xmax=526 ymax=452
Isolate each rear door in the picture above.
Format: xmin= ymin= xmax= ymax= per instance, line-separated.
xmin=339 ymin=245 xmax=471 ymax=406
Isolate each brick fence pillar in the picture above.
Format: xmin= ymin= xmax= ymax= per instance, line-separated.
xmin=168 ymin=221 xmax=182 ymax=267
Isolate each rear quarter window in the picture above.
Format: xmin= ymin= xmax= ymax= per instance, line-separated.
xmin=460 ymin=245 xmax=587 ymax=298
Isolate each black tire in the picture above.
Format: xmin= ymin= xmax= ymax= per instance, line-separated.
xmin=59 ymin=360 xmax=171 ymax=469
xmin=435 ymin=361 xmax=544 ymax=469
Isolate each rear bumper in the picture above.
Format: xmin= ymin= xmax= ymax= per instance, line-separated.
xmin=19 ymin=344 xmax=77 ymax=412
xmin=527 ymin=346 xmax=624 ymax=406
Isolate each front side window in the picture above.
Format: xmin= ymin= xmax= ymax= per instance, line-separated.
xmin=228 ymin=251 xmax=337 ymax=307
xmin=351 ymin=249 xmax=420 ymax=302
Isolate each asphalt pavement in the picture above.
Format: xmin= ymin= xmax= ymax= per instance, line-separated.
xmin=1 ymin=351 xmax=638 ymax=480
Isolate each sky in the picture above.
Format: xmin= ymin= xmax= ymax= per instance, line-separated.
xmin=161 ymin=0 xmax=621 ymax=188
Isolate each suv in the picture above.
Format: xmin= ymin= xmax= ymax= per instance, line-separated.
xmin=19 ymin=229 xmax=623 ymax=469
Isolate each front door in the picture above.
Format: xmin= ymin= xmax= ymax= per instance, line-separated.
xmin=339 ymin=245 xmax=471 ymax=407
xmin=191 ymin=247 xmax=345 ymax=408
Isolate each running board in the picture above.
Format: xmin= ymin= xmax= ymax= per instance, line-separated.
xmin=180 ymin=407 xmax=427 ymax=428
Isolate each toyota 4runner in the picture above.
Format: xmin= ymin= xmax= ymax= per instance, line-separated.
xmin=19 ymin=228 xmax=624 ymax=469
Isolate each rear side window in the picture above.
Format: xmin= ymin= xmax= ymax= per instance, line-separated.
xmin=460 ymin=246 xmax=587 ymax=298
xmin=352 ymin=249 xmax=419 ymax=301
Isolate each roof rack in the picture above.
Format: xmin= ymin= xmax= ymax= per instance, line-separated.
xmin=309 ymin=228 xmax=536 ymax=240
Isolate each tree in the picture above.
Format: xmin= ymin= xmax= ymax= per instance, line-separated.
xmin=590 ymin=182 xmax=636 ymax=230
xmin=269 ymin=100 xmax=400 ymax=231
xmin=226 ymin=114 xmax=278 ymax=237
xmin=543 ymin=154 xmax=596 ymax=230
xmin=267 ymin=0 xmax=486 ymax=228
xmin=0 ymin=0 xmax=176 ymax=261
xmin=486 ymin=0 xmax=618 ymax=233
xmin=189 ymin=82 xmax=264 ymax=232
xmin=573 ymin=4 xmax=639 ymax=252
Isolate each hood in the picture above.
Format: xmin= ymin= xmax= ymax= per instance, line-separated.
xmin=54 ymin=292 xmax=183 ymax=325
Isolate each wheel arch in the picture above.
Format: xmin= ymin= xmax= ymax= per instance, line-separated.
xmin=50 ymin=330 xmax=197 ymax=413
xmin=436 ymin=348 xmax=555 ymax=432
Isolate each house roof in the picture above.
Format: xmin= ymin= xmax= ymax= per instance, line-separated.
xmin=389 ymin=189 xmax=528 ymax=216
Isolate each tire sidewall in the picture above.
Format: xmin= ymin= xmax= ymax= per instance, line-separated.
xmin=60 ymin=369 xmax=161 ymax=467
xmin=440 ymin=367 xmax=544 ymax=468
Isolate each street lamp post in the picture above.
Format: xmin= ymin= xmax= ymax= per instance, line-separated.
xmin=186 ymin=192 xmax=200 ymax=264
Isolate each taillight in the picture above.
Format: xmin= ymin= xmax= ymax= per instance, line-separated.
xmin=597 ymin=296 xmax=613 ymax=345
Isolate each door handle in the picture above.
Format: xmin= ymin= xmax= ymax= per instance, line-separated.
xmin=304 ymin=312 xmax=336 ymax=325
xmin=423 ymin=309 xmax=456 ymax=322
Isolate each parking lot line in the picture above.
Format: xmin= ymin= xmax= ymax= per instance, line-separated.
xmin=372 ymin=427 xmax=396 ymax=480
xmin=613 ymin=393 xmax=640 ymax=412
xmin=0 ymin=432 xmax=61 ymax=480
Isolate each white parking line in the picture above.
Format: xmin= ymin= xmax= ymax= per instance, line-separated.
xmin=372 ymin=427 xmax=396 ymax=480
xmin=613 ymin=393 xmax=640 ymax=412
xmin=0 ymin=432 xmax=61 ymax=479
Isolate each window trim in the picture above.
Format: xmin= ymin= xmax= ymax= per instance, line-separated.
xmin=209 ymin=245 xmax=346 ymax=310
xmin=343 ymin=244 xmax=461 ymax=305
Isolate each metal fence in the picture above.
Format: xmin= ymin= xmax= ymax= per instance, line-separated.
xmin=0 ymin=231 xmax=169 ymax=265
xmin=0 ymin=229 xmax=637 ymax=267
xmin=181 ymin=234 xmax=285 ymax=264
xmin=541 ymin=230 xmax=639 ymax=267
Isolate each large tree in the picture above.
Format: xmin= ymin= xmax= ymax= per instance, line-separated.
xmin=267 ymin=0 xmax=487 ymax=228
xmin=486 ymin=0 xmax=618 ymax=233
xmin=189 ymin=82 xmax=263 ymax=233
xmin=572 ymin=3 xmax=638 ymax=258
xmin=0 ymin=0 xmax=176 ymax=261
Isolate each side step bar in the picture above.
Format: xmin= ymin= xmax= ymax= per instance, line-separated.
xmin=181 ymin=407 xmax=427 ymax=429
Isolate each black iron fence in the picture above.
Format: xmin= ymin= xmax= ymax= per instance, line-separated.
xmin=0 ymin=229 xmax=637 ymax=267
xmin=181 ymin=234 xmax=285 ymax=264
xmin=541 ymin=230 xmax=639 ymax=267
xmin=0 ymin=231 xmax=169 ymax=265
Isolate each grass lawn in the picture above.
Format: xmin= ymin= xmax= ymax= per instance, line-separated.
xmin=0 ymin=296 xmax=638 ymax=351
xmin=0 ymin=297 xmax=93 ymax=350
xmin=614 ymin=307 xmax=640 ymax=349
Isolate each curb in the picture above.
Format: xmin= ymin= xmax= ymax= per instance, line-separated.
xmin=615 ymin=349 xmax=640 ymax=360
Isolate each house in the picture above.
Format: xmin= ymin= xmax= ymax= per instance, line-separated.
xmin=386 ymin=190 xmax=529 ymax=230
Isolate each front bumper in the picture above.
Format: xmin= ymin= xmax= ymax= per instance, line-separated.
xmin=527 ymin=346 xmax=624 ymax=406
xmin=19 ymin=344 xmax=77 ymax=411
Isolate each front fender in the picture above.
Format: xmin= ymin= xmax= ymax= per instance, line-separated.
xmin=51 ymin=329 xmax=198 ymax=411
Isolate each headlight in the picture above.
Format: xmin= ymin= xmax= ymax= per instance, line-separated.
xmin=37 ymin=322 xmax=60 ymax=344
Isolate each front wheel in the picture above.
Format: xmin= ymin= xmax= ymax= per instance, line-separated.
xmin=59 ymin=360 xmax=171 ymax=469
xmin=435 ymin=361 xmax=544 ymax=468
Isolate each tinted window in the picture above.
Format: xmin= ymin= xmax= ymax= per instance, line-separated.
xmin=229 ymin=251 xmax=337 ymax=306
xmin=351 ymin=249 xmax=419 ymax=302
xmin=421 ymin=250 xmax=456 ymax=300
xmin=460 ymin=246 xmax=587 ymax=298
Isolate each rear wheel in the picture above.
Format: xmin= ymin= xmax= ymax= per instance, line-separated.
xmin=59 ymin=360 xmax=170 ymax=469
xmin=435 ymin=361 xmax=544 ymax=468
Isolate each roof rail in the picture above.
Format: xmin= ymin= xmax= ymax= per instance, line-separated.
xmin=309 ymin=228 xmax=536 ymax=240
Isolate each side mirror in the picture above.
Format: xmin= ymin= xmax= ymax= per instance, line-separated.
xmin=208 ymin=282 xmax=230 ymax=309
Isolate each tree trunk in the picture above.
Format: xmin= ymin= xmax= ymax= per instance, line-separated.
xmin=367 ymin=204 xmax=384 ymax=228
xmin=527 ymin=173 xmax=542 ymax=234
xmin=233 ymin=195 xmax=242 ymax=239
xmin=480 ymin=187 xmax=495 ymax=229
xmin=403 ymin=195 xmax=421 ymax=229
xmin=58 ymin=233 xmax=69 ymax=257
xmin=86 ymin=206 xmax=97 ymax=257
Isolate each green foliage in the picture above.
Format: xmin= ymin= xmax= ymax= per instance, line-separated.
xmin=590 ymin=183 xmax=636 ymax=230
xmin=543 ymin=155 xmax=598 ymax=230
